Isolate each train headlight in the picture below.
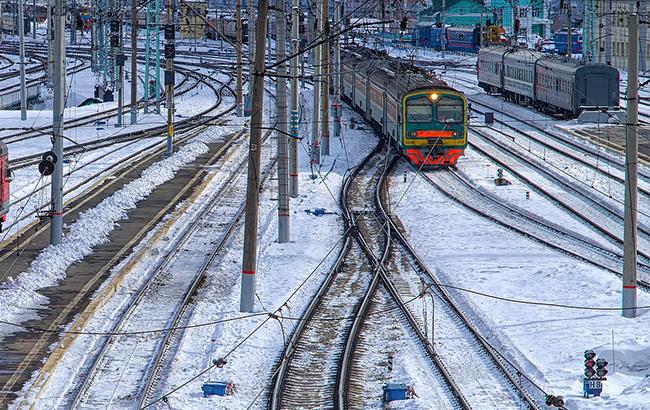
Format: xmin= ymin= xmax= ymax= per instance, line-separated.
xmin=429 ymin=93 xmax=439 ymax=101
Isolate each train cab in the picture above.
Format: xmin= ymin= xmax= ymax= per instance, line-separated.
xmin=402 ymin=89 xmax=468 ymax=166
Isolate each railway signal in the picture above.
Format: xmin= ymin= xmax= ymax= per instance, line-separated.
xmin=584 ymin=350 xmax=596 ymax=378
xmin=596 ymin=358 xmax=608 ymax=379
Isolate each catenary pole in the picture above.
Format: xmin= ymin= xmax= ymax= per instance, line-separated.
xmin=567 ymin=0 xmax=572 ymax=60
xmin=332 ymin=0 xmax=341 ymax=140
xmin=310 ymin=0 xmax=321 ymax=165
xmin=117 ymin=18 xmax=124 ymax=127
xmin=46 ymin=0 xmax=52 ymax=86
xmin=165 ymin=0 xmax=174 ymax=155
xmin=246 ymin=0 xmax=255 ymax=115
xmin=50 ymin=0 xmax=65 ymax=245
xmin=623 ymin=12 xmax=639 ymax=318
xmin=236 ymin=0 xmax=243 ymax=116
xmin=240 ymin=0 xmax=269 ymax=312
xmin=18 ymin=0 xmax=26 ymax=120
xmin=320 ymin=0 xmax=330 ymax=156
xmin=289 ymin=0 xmax=300 ymax=197
xmin=71 ymin=0 xmax=76 ymax=44
xmin=276 ymin=0 xmax=289 ymax=242
xmin=32 ymin=0 xmax=35 ymax=40
xmin=130 ymin=0 xmax=137 ymax=124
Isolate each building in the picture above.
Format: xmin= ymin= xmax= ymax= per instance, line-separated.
xmin=486 ymin=0 xmax=551 ymax=37
xmin=593 ymin=0 xmax=648 ymax=70
xmin=180 ymin=0 xmax=207 ymax=40
xmin=418 ymin=0 xmax=492 ymax=27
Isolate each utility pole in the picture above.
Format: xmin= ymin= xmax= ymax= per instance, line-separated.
xmin=310 ymin=0 xmax=321 ymax=165
xmin=441 ymin=0 xmax=446 ymax=58
xmin=623 ymin=12 xmax=639 ymax=318
xmin=50 ymin=0 xmax=65 ymax=245
xmin=289 ymin=0 xmax=300 ymax=197
xmin=567 ymin=0 xmax=572 ymax=60
xmin=32 ymin=0 xmax=35 ymax=39
xmin=130 ymin=0 xmax=138 ymax=124
xmin=332 ymin=0 xmax=341 ymax=141
xmin=240 ymin=0 xmax=269 ymax=313
xmin=165 ymin=0 xmax=175 ymax=155
xmin=71 ymin=0 xmax=76 ymax=44
xmin=320 ymin=0 xmax=330 ymax=156
xmin=235 ymin=0 xmax=243 ymax=116
xmin=117 ymin=20 xmax=125 ymax=127
xmin=245 ymin=0 xmax=255 ymax=116
xmin=46 ymin=0 xmax=53 ymax=87
xmin=276 ymin=0 xmax=289 ymax=242
xmin=480 ymin=11 xmax=484 ymax=48
xmin=18 ymin=0 xmax=26 ymax=120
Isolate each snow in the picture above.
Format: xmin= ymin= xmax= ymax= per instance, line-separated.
xmin=3 ymin=39 xmax=650 ymax=409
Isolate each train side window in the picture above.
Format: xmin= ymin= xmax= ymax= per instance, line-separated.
xmin=436 ymin=96 xmax=464 ymax=123
xmin=406 ymin=96 xmax=432 ymax=122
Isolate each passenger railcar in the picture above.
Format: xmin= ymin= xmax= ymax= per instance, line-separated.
xmin=478 ymin=45 xmax=619 ymax=117
xmin=342 ymin=47 xmax=468 ymax=166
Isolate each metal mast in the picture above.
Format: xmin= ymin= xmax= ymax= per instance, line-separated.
xmin=622 ymin=12 xmax=639 ymax=318
xmin=130 ymin=0 xmax=138 ymax=124
xmin=276 ymin=0 xmax=289 ymax=242
xmin=164 ymin=0 xmax=175 ymax=155
xmin=320 ymin=0 xmax=330 ymax=156
xmin=310 ymin=0 xmax=321 ymax=165
xmin=19 ymin=0 xmax=26 ymax=120
xmin=289 ymin=0 xmax=300 ymax=197
xmin=144 ymin=0 xmax=161 ymax=113
xmin=50 ymin=0 xmax=65 ymax=245
xmin=236 ymin=0 xmax=243 ymax=116
xmin=332 ymin=0 xmax=341 ymax=142
xmin=240 ymin=0 xmax=269 ymax=312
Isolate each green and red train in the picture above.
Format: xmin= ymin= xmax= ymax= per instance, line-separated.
xmin=341 ymin=47 xmax=468 ymax=166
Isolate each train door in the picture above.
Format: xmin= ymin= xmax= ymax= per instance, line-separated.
xmin=582 ymin=73 xmax=609 ymax=107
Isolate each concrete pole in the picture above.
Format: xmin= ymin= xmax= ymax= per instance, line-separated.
xmin=32 ymin=0 xmax=36 ymax=39
xmin=130 ymin=0 xmax=138 ymax=124
xmin=50 ymin=0 xmax=65 ymax=245
xmin=276 ymin=0 xmax=289 ymax=242
xmin=289 ymin=0 xmax=300 ymax=198
xmin=623 ymin=12 xmax=639 ymax=318
xmin=320 ymin=0 xmax=330 ymax=156
xmin=236 ymin=0 xmax=243 ymax=116
xmin=567 ymin=0 xmax=572 ymax=60
xmin=605 ymin=0 xmax=612 ymax=65
xmin=639 ymin=2 xmax=646 ymax=72
xmin=71 ymin=0 xmax=76 ymax=44
xmin=441 ymin=0 xmax=446 ymax=59
xmin=240 ymin=0 xmax=269 ymax=313
xmin=47 ymin=0 xmax=53 ymax=87
xmin=18 ymin=0 xmax=26 ymax=120
xmin=245 ymin=0 xmax=255 ymax=115
xmin=332 ymin=0 xmax=341 ymax=140
xmin=165 ymin=0 xmax=174 ymax=155
xmin=310 ymin=0 xmax=321 ymax=165
xmin=117 ymin=22 xmax=124 ymax=127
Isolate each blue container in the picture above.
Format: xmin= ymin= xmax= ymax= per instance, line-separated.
xmin=383 ymin=383 xmax=408 ymax=402
xmin=202 ymin=381 xmax=229 ymax=397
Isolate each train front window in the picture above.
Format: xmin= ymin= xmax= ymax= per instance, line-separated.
xmin=406 ymin=97 xmax=432 ymax=123
xmin=436 ymin=96 xmax=464 ymax=123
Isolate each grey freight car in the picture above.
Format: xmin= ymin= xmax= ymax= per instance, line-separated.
xmin=477 ymin=46 xmax=620 ymax=118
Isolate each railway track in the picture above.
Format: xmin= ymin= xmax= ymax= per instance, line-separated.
xmin=419 ymin=167 xmax=650 ymax=288
xmin=270 ymin=144 xmax=468 ymax=409
xmin=68 ymin=128 xmax=275 ymax=408
xmin=468 ymin=128 xmax=650 ymax=266
xmin=1 ymin=68 xmax=229 ymax=243
xmin=0 ymin=66 xmax=239 ymax=404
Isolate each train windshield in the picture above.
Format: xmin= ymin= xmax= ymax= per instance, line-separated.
xmin=406 ymin=97 xmax=432 ymax=122
xmin=436 ymin=96 xmax=464 ymax=123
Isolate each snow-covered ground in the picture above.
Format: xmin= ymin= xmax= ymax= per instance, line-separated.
xmin=3 ymin=39 xmax=650 ymax=409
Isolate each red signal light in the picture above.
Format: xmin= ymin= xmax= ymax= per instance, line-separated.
xmin=585 ymin=359 xmax=596 ymax=369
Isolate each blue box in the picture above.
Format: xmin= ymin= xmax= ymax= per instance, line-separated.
xmin=383 ymin=383 xmax=408 ymax=402
xmin=202 ymin=381 xmax=230 ymax=397
xmin=583 ymin=378 xmax=603 ymax=398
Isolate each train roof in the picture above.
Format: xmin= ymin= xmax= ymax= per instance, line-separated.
xmin=342 ymin=46 xmax=456 ymax=97
xmin=480 ymin=45 xmax=619 ymax=75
